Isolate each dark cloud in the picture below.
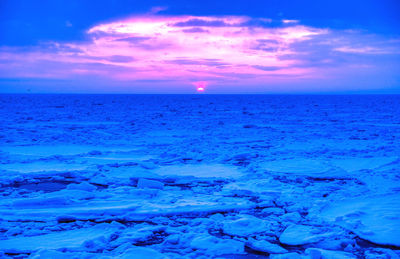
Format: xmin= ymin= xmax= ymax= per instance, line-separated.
xmin=253 ymin=65 xmax=282 ymax=71
xmin=239 ymin=19 xmax=290 ymax=28
xmin=252 ymin=39 xmax=280 ymax=52
xmin=72 ymin=55 xmax=135 ymax=63
xmin=172 ymin=19 xmax=234 ymax=27
xmin=0 ymin=59 xmax=136 ymax=78
xmin=197 ymin=69 xmax=260 ymax=79
xmin=0 ymin=43 xmax=85 ymax=55
xmin=277 ymin=33 xmax=353 ymax=68
xmin=167 ymin=58 xmax=228 ymax=67
xmin=74 ymin=61 xmax=134 ymax=71
xmin=172 ymin=18 xmax=298 ymax=29
xmin=104 ymin=55 xmax=135 ymax=63
xmin=114 ymin=36 xmax=152 ymax=44
xmin=115 ymin=37 xmax=173 ymax=50
xmin=181 ymin=27 xmax=210 ymax=33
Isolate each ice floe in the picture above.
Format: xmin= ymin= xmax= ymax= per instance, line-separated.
xmin=319 ymin=194 xmax=400 ymax=246
xmin=153 ymin=164 xmax=243 ymax=178
xmin=1 ymin=95 xmax=400 ymax=258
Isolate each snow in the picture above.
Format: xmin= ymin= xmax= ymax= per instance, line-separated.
xmin=279 ymin=224 xmax=342 ymax=246
xmin=118 ymin=247 xmax=167 ymax=259
xmin=246 ymin=238 xmax=288 ymax=254
xmin=329 ymin=156 xmax=399 ymax=172
xmin=223 ymin=214 xmax=273 ymax=236
xmin=152 ymin=164 xmax=243 ymax=178
xmin=270 ymin=253 xmax=302 ymax=259
xmin=1 ymin=94 xmax=400 ymax=258
xmin=0 ymin=223 xmax=121 ymax=253
xmin=319 ymin=194 xmax=400 ymax=246
xmin=261 ymin=158 xmax=333 ymax=176
xmin=0 ymin=161 xmax=88 ymax=173
xmin=137 ymin=178 xmax=164 ymax=189
xmin=66 ymin=182 xmax=98 ymax=192
xmin=0 ymin=145 xmax=104 ymax=157
xmin=190 ymin=234 xmax=245 ymax=255
xmin=305 ymin=248 xmax=357 ymax=259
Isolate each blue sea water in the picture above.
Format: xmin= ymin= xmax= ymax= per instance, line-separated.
xmin=0 ymin=94 xmax=399 ymax=258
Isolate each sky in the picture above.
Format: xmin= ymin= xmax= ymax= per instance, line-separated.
xmin=0 ymin=0 xmax=399 ymax=93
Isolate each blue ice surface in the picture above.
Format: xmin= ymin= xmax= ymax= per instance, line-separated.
xmin=0 ymin=94 xmax=399 ymax=258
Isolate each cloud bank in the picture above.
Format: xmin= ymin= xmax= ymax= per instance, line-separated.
xmin=0 ymin=15 xmax=399 ymax=93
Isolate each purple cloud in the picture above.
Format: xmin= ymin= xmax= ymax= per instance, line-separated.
xmin=181 ymin=27 xmax=210 ymax=33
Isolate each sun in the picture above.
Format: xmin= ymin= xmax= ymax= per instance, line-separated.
xmin=193 ymin=81 xmax=207 ymax=93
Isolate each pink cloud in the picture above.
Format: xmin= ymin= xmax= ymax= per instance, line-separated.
xmin=282 ymin=19 xmax=299 ymax=24
xmin=79 ymin=15 xmax=326 ymax=83
xmin=1 ymin=15 xmax=398 ymax=92
xmin=333 ymin=46 xmax=391 ymax=54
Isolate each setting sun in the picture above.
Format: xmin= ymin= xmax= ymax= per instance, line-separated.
xmin=194 ymin=81 xmax=207 ymax=93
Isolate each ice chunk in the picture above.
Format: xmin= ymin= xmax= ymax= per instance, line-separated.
xmin=261 ymin=158 xmax=339 ymax=177
xmin=279 ymin=225 xmax=338 ymax=246
xmin=261 ymin=207 xmax=285 ymax=216
xmin=131 ymin=199 xmax=255 ymax=219
xmin=66 ymin=182 xmax=97 ymax=192
xmin=269 ymin=253 xmax=302 ymax=259
xmin=56 ymin=189 xmax=97 ymax=200
xmin=305 ymin=248 xmax=356 ymax=259
xmin=1 ymin=200 xmax=141 ymax=222
xmin=223 ymin=214 xmax=273 ymax=236
xmin=137 ymin=178 xmax=164 ymax=190
xmin=0 ymin=223 xmax=120 ymax=253
xmin=0 ymin=161 xmax=88 ymax=173
xmin=153 ymin=164 xmax=243 ymax=178
xmin=246 ymin=238 xmax=288 ymax=254
xmin=319 ymin=194 xmax=400 ymax=246
xmin=119 ymin=247 xmax=167 ymax=259
xmin=12 ymin=196 xmax=70 ymax=208
xmin=364 ymin=248 xmax=400 ymax=259
xmin=329 ymin=156 xmax=398 ymax=172
xmin=222 ymin=179 xmax=282 ymax=196
xmin=81 ymin=153 xmax=153 ymax=164
xmin=117 ymin=225 xmax=166 ymax=245
xmin=0 ymin=145 xmax=131 ymax=157
xmin=29 ymin=249 xmax=88 ymax=259
xmin=280 ymin=212 xmax=302 ymax=223
xmin=190 ymin=234 xmax=245 ymax=255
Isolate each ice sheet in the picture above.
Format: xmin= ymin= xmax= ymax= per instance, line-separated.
xmin=1 ymin=95 xmax=400 ymax=258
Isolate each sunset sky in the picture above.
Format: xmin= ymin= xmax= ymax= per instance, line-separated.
xmin=1 ymin=0 xmax=399 ymax=93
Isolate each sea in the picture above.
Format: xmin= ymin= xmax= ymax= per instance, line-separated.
xmin=0 ymin=94 xmax=399 ymax=258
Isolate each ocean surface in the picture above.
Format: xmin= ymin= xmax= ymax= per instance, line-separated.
xmin=0 ymin=94 xmax=399 ymax=258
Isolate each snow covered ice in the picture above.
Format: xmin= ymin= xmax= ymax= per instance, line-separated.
xmin=0 ymin=94 xmax=399 ymax=258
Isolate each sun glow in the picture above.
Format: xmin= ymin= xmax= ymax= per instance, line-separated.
xmin=194 ymin=81 xmax=207 ymax=92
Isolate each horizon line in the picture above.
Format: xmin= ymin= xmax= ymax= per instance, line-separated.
xmin=1 ymin=92 xmax=400 ymax=95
